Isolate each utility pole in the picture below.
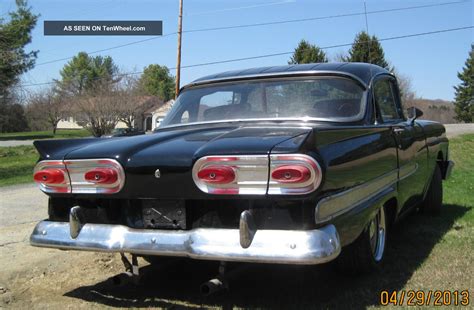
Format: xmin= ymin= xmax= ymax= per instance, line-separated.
xmin=175 ymin=0 xmax=183 ymax=99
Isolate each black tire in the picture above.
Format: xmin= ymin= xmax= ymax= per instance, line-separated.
xmin=336 ymin=206 xmax=387 ymax=274
xmin=420 ymin=164 xmax=443 ymax=215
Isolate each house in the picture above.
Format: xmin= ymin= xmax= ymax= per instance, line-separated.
xmin=142 ymin=99 xmax=174 ymax=131
xmin=57 ymin=96 xmax=174 ymax=132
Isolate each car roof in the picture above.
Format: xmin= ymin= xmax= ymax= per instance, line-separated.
xmin=185 ymin=62 xmax=391 ymax=89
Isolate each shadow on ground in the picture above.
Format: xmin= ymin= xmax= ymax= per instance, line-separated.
xmin=65 ymin=204 xmax=468 ymax=309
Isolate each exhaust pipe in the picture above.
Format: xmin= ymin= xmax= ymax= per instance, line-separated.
xmin=200 ymin=277 xmax=227 ymax=296
xmin=200 ymin=262 xmax=254 ymax=297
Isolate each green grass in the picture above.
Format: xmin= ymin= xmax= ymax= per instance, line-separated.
xmin=0 ymin=145 xmax=38 ymax=186
xmin=0 ymin=129 xmax=90 ymax=141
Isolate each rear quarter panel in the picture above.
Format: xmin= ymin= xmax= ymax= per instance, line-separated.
xmin=273 ymin=125 xmax=398 ymax=245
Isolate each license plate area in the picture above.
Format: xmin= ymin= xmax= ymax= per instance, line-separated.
xmin=142 ymin=200 xmax=186 ymax=229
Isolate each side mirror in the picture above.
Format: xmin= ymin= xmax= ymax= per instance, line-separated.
xmin=407 ymin=107 xmax=423 ymax=124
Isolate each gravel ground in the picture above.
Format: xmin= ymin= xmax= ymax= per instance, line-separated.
xmin=0 ymin=185 xmax=125 ymax=309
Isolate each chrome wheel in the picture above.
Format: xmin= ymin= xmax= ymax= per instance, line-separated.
xmin=368 ymin=207 xmax=386 ymax=262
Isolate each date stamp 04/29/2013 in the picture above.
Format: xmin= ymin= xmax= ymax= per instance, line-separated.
xmin=380 ymin=290 xmax=470 ymax=307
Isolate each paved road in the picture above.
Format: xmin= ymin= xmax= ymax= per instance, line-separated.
xmin=0 ymin=123 xmax=473 ymax=147
xmin=0 ymin=140 xmax=34 ymax=147
xmin=444 ymin=123 xmax=474 ymax=138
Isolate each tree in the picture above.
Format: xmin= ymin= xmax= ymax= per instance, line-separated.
xmin=0 ymin=0 xmax=38 ymax=100
xmin=0 ymin=0 xmax=38 ymax=132
xmin=73 ymin=85 xmax=122 ymax=137
xmin=0 ymin=102 xmax=29 ymax=132
xmin=346 ymin=31 xmax=389 ymax=69
xmin=116 ymin=75 xmax=150 ymax=129
xmin=288 ymin=40 xmax=328 ymax=64
xmin=56 ymin=52 xmax=120 ymax=96
xmin=138 ymin=64 xmax=175 ymax=101
xmin=28 ymin=87 xmax=67 ymax=134
xmin=453 ymin=44 xmax=474 ymax=123
xmin=56 ymin=52 xmax=122 ymax=136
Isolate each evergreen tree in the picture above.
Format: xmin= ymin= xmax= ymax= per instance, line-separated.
xmin=138 ymin=64 xmax=175 ymax=101
xmin=289 ymin=40 xmax=328 ymax=64
xmin=57 ymin=52 xmax=120 ymax=96
xmin=453 ymin=44 xmax=474 ymax=123
xmin=346 ymin=31 xmax=389 ymax=69
xmin=0 ymin=0 xmax=38 ymax=100
xmin=0 ymin=0 xmax=38 ymax=132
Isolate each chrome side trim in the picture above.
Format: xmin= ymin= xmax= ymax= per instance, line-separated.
xmin=315 ymin=169 xmax=398 ymax=223
xmin=30 ymin=221 xmax=341 ymax=265
xmin=398 ymin=162 xmax=418 ymax=181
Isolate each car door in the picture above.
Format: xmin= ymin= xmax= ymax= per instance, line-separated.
xmin=373 ymin=76 xmax=428 ymax=212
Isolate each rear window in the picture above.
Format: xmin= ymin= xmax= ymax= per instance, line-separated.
xmin=161 ymin=77 xmax=366 ymax=127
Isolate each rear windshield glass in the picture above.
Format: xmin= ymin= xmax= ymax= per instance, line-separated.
xmin=161 ymin=77 xmax=366 ymax=127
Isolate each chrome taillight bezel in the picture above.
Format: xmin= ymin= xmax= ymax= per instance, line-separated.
xmin=193 ymin=154 xmax=323 ymax=195
xmin=64 ymin=159 xmax=125 ymax=194
xmin=33 ymin=158 xmax=125 ymax=194
xmin=268 ymin=154 xmax=322 ymax=195
xmin=192 ymin=155 xmax=268 ymax=195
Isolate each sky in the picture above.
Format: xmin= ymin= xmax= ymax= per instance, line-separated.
xmin=2 ymin=0 xmax=473 ymax=101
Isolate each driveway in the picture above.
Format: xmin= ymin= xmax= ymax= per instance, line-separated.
xmin=444 ymin=123 xmax=474 ymax=138
xmin=0 ymin=140 xmax=34 ymax=147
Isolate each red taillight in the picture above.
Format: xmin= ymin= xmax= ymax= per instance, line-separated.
xmin=34 ymin=169 xmax=65 ymax=184
xmin=34 ymin=159 xmax=125 ymax=194
xmin=193 ymin=155 xmax=269 ymax=195
xmin=197 ymin=166 xmax=235 ymax=184
xmin=65 ymin=159 xmax=125 ymax=194
xmin=271 ymin=165 xmax=311 ymax=183
xmin=84 ymin=168 xmax=118 ymax=184
xmin=193 ymin=154 xmax=322 ymax=195
xmin=33 ymin=161 xmax=70 ymax=193
xmin=268 ymin=154 xmax=322 ymax=195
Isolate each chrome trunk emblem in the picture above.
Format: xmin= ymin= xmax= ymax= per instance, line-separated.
xmin=154 ymin=169 xmax=161 ymax=178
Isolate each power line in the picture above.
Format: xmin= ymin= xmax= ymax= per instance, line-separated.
xmin=185 ymin=0 xmax=295 ymax=17
xmin=36 ymin=33 xmax=178 ymax=66
xmin=17 ymin=25 xmax=473 ymax=88
xmin=185 ymin=0 xmax=469 ymax=33
xmin=33 ymin=0 xmax=470 ymax=67
xmin=180 ymin=26 xmax=473 ymax=69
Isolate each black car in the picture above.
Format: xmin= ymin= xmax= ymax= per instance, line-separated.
xmin=30 ymin=63 xmax=453 ymax=285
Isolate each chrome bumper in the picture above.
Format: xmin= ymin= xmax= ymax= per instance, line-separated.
xmin=30 ymin=221 xmax=341 ymax=265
